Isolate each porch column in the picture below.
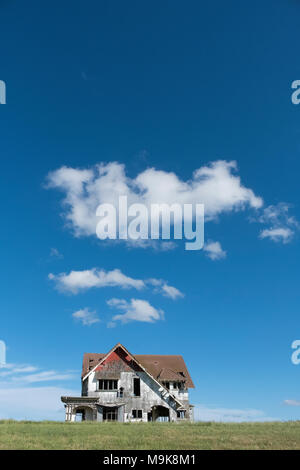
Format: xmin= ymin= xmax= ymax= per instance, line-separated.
xmin=97 ymin=405 xmax=103 ymax=422
xmin=117 ymin=405 xmax=125 ymax=422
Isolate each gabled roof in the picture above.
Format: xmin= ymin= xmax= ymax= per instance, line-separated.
xmin=82 ymin=343 xmax=187 ymax=408
xmin=157 ymin=368 xmax=185 ymax=382
xmin=136 ymin=355 xmax=194 ymax=388
xmin=82 ymin=346 xmax=194 ymax=388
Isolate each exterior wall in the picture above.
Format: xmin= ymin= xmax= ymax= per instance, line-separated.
xmin=168 ymin=382 xmax=189 ymax=401
xmin=84 ymin=370 xmax=187 ymax=422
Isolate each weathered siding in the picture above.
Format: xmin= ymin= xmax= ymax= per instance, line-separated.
xmin=85 ymin=370 xmax=182 ymax=422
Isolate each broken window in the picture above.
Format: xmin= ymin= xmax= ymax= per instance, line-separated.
xmin=132 ymin=409 xmax=143 ymax=419
xmin=162 ymin=381 xmax=170 ymax=389
xmin=133 ymin=377 xmax=140 ymax=396
xmin=177 ymin=410 xmax=186 ymax=419
xmin=98 ymin=379 xmax=118 ymax=391
xmin=103 ymin=407 xmax=118 ymax=421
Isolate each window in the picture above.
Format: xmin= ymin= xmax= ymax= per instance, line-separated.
xmin=103 ymin=407 xmax=118 ymax=421
xmin=162 ymin=381 xmax=170 ymax=389
xmin=133 ymin=377 xmax=140 ymax=396
xmin=177 ymin=410 xmax=186 ymax=419
xmin=173 ymin=382 xmax=183 ymax=390
xmin=98 ymin=379 xmax=118 ymax=391
xmin=118 ymin=387 xmax=124 ymax=398
xmin=132 ymin=409 xmax=143 ymax=419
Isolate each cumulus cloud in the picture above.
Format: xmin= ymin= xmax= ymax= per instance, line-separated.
xmin=203 ymin=240 xmax=227 ymax=260
xmin=147 ymin=278 xmax=184 ymax=299
xmin=107 ymin=298 xmax=164 ymax=325
xmin=46 ymin=161 xmax=263 ymax=244
xmin=49 ymin=268 xmax=145 ymax=293
xmin=49 ymin=267 xmax=183 ymax=300
xmin=160 ymin=283 xmax=184 ymax=299
xmin=259 ymin=227 xmax=293 ymax=243
xmin=257 ymin=203 xmax=298 ymax=244
xmin=194 ymin=404 xmax=277 ymax=422
xmin=72 ymin=307 xmax=100 ymax=326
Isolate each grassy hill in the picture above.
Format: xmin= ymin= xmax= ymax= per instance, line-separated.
xmin=1 ymin=420 xmax=300 ymax=450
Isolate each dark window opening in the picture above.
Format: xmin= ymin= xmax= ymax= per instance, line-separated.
xmin=98 ymin=379 xmax=118 ymax=391
xmin=133 ymin=377 xmax=140 ymax=396
xmin=173 ymin=382 xmax=183 ymax=390
xmin=75 ymin=409 xmax=85 ymax=421
xmin=132 ymin=409 xmax=143 ymax=419
xmin=103 ymin=407 xmax=118 ymax=421
xmin=162 ymin=381 xmax=170 ymax=389
xmin=177 ymin=410 xmax=186 ymax=419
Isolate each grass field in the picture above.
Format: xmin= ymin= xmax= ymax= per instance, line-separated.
xmin=0 ymin=420 xmax=300 ymax=450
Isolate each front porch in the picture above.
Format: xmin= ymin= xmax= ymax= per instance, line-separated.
xmin=61 ymin=396 xmax=125 ymax=422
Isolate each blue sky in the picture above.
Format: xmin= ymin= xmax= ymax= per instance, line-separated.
xmin=1 ymin=0 xmax=300 ymax=421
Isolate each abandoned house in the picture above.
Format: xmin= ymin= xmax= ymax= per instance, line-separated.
xmin=61 ymin=343 xmax=195 ymax=422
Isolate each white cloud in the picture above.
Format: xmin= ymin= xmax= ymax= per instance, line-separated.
xmin=10 ymin=371 xmax=75 ymax=384
xmin=147 ymin=278 xmax=184 ymax=299
xmin=194 ymin=404 xmax=276 ymax=422
xmin=204 ymin=240 xmax=227 ymax=260
xmin=49 ymin=268 xmax=145 ymax=293
xmin=49 ymin=267 xmax=184 ymax=300
xmin=0 ymin=365 xmax=38 ymax=377
xmin=0 ymin=386 xmax=78 ymax=421
xmin=107 ymin=298 xmax=164 ymax=325
xmin=160 ymin=283 xmax=184 ymax=299
xmin=259 ymin=227 xmax=293 ymax=243
xmin=257 ymin=203 xmax=296 ymax=225
xmin=284 ymin=399 xmax=300 ymax=406
xmin=72 ymin=307 xmax=100 ymax=326
xmin=257 ymin=203 xmax=298 ymax=244
xmin=46 ymin=161 xmax=263 ymax=244
xmin=0 ymin=362 xmax=76 ymax=385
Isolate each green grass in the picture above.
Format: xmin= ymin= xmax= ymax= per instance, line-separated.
xmin=0 ymin=420 xmax=300 ymax=450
